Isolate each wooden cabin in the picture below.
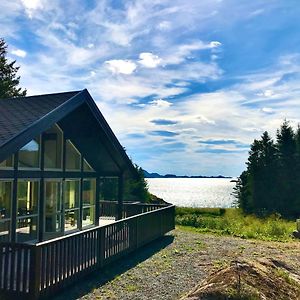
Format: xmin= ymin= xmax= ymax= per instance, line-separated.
xmin=0 ymin=89 xmax=175 ymax=299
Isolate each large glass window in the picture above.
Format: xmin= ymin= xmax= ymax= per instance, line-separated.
xmin=45 ymin=180 xmax=62 ymax=235
xmin=19 ymin=138 xmax=40 ymax=168
xmin=66 ymin=140 xmax=81 ymax=171
xmin=44 ymin=124 xmax=63 ymax=169
xmin=64 ymin=180 xmax=80 ymax=232
xmin=0 ymin=181 xmax=12 ymax=242
xmin=17 ymin=180 xmax=39 ymax=242
xmin=17 ymin=181 xmax=38 ymax=216
xmin=82 ymin=179 xmax=96 ymax=227
xmin=0 ymin=155 xmax=13 ymax=169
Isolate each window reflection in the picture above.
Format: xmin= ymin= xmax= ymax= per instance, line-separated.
xmin=45 ymin=181 xmax=62 ymax=233
xmin=66 ymin=140 xmax=81 ymax=171
xmin=82 ymin=179 xmax=96 ymax=227
xmin=17 ymin=181 xmax=38 ymax=216
xmin=44 ymin=124 xmax=63 ymax=169
xmin=16 ymin=217 xmax=38 ymax=242
xmin=0 ymin=181 xmax=12 ymax=242
xmin=0 ymin=155 xmax=13 ymax=169
xmin=64 ymin=180 xmax=80 ymax=232
xmin=0 ymin=181 xmax=12 ymax=220
xmin=19 ymin=138 xmax=40 ymax=168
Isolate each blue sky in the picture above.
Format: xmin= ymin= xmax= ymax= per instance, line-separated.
xmin=2 ymin=0 xmax=300 ymax=176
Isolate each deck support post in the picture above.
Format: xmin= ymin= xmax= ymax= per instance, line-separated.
xmin=117 ymin=172 xmax=124 ymax=220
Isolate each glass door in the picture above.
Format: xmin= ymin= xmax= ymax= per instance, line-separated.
xmin=44 ymin=180 xmax=63 ymax=239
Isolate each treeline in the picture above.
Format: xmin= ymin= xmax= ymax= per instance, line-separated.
xmin=234 ymin=120 xmax=300 ymax=218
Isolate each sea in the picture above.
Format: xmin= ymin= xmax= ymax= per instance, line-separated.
xmin=146 ymin=178 xmax=237 ymax=208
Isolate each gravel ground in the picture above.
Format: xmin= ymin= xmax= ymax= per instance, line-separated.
xmin=54 ymin=228 xmax=300 ymax=300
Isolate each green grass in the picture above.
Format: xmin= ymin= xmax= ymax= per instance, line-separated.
xmin=175 ymin=207 xmax=296 ymax=241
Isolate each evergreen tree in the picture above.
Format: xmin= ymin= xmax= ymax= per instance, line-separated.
xmin=235 ymin=121 xmax=300 ymax=218
xmin=276 ymin=120 xmax=297 ymax=216
xmin=0 ymin=38 xmax=26 ymax=98
xmin=244 ymin=132 xmax=278 ymax=215
xmin=124 ymin=164 xmax=151 ymax=202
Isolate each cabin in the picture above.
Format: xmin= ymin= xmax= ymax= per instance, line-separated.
xmin=0 ymin=89 xmax=175 ymax=299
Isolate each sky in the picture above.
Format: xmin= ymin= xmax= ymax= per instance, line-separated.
xmin=1 ymin=0 xmax=300 ymax=176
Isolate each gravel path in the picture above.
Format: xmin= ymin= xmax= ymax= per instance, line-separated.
xmin=54 ymin=228 xmax=300 ymax=300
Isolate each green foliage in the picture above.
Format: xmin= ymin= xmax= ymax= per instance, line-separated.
xmin=0 ymin=38 xmax=26 ymax=98
xmin=234 ymin=120 xmax=300 ymax=218
xmin=124 ymin=164 xmax=151 ymax=202
xmin=176 ymin=207 xmax=295 ymax=241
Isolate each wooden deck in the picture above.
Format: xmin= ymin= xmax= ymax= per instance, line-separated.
xmin=0 ymin=203 xmax=175 ymax=299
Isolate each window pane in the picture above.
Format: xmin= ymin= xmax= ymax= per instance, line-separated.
xmin=0 ymin=221 xmax=10 ymax=242
xmin=44 ymin=124 xmax=63 ymax=169
xmin=64 ymin=180 xmax=80 ymax=209
xmin=83 ymin=159 xmax=94 ymax=172
xmin=82 ymin=179 xmax=96 ymax=206
xmin=45 ymin=181 xmax=62 ymax=214
xmin=0 ymin=156 xmax=13 ymax=168
xmin=65 ymin=210 xmax=79 ymax=232
xmin=17 ymin=181 xmax=39 ymax=217
xmin=16 ymin=217 xmax=38 ymax=242
xmin=19 ymin=138 xmax=40 ymax=168
xmin=99 ymin=178 xmax=118 ymax=201
xmin=45 ymin=181 xmax=62 ymax=233
xmin=0 ymin=181 xmax=12 ymax=220
xmin=45 ymin=214 xmax=61 ymax=233
xmin=82 ymin=206 xmax=95 ymax=227
xmin=66 ymin=140 xmax=81 ymax=171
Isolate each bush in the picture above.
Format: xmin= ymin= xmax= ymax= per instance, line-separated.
xmin=175 ymin=207 xmax=295 ymax=241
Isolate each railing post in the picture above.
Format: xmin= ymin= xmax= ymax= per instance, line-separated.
xmin=29 ymin=246 xmax=41 ymax=299
xmin=135 ymin=216 xmax=139 ymax=249
xmin=117 ymin=172 xmax=124 ymax=220
xmin=99 ymin=227 xmax=105 ymax=267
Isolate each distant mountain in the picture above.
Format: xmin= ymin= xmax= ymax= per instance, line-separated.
xmin=143 ymin=169 xmax=232 ymax=179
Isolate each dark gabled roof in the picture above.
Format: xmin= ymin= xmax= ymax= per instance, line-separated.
xmin=0 ymin=91 xmax=80 ymax=146
xmin=0 ymin=89 xmax=137 ymax=177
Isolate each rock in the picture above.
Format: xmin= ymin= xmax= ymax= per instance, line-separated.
xmin=292 ymin=230 xmax=300 ymax=239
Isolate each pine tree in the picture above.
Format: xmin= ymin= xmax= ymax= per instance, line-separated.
xmin=0 ymin=38 xmax=26 ymax=99
xmin=276 ymin=120 xmax=297 ymax=216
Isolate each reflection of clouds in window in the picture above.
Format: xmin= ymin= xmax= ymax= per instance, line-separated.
xmin=19 ymin=138 xmax=40 ymax=168
xmin=21 ymin=140 xmax=39 ymax=151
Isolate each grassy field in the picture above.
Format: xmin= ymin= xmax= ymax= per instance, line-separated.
xmin=175 ymin=207 xmax=296 ymax=241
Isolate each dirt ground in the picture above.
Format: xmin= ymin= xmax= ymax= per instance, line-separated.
xmin=54 ymin=228 xmax=300 ymax=300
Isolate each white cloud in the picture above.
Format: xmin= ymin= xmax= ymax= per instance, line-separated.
xmin=158 ymin=21 xmax=171 ymax=30
xmin=11 ymin=49 xmax=27 ymax=58
xmin=149 ymin=99 xmax=172 ymax=108
xmin=209 ymin=41 xmax=222 ymax=48
xmin=138 ymin=52 xmax=162 ymax=68
xmin=104 ymin=59 xmax=137 ymax=75
xmin=21 ymin=0 xmax=43 ymax=18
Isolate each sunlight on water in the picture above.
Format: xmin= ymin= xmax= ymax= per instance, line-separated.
xmin=146 ymin=178 xmax=236 ymax=208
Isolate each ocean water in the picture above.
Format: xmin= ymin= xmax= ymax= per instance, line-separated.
xmin=146 ymin=178 xmax=237 ymax=208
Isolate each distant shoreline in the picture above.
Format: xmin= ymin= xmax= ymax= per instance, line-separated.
xmin=144 ymin=170 xmax=232 ymax=179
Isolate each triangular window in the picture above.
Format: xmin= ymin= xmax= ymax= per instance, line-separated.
xmin=83 ymin=159 xmax=95 ymax=172
xmin=65 ymin=140 xmax=81 ymax=171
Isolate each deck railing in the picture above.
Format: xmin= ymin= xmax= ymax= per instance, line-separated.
xmin=0 ymin=204 xmax=175 ymax=300
xmin=100 ymin=200 xmax=168 ymax=219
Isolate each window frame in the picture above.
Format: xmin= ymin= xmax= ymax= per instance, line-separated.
xmin=43 ymin=123 xmax=64 ymax=171
xmin=65 ymin=140 xmax=82 ymax=172
xmin=0 ymin=179 xmax=13 ymax=242
xmin=16 ymin=179 xmax=40 ymax=243
xmin=18 ymin=136 xmax=41 ymax=170
xmin=64 ymin=179 xmax=80 ymax=233
xmin=82 ymin=178 xmax=96 ymax=228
